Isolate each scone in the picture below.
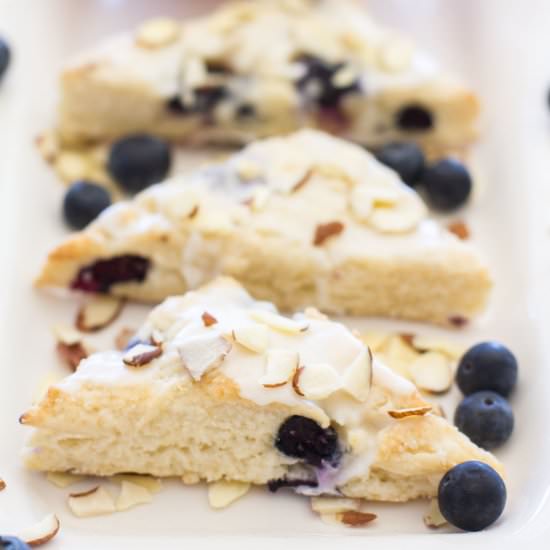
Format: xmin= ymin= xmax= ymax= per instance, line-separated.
xmin=21 ymin=277 xmax=503 ymax=502
xmin=58 ymin=0 xmax=478 ymax=152
xmin=36 ymin=130 xmax=491 ymax=326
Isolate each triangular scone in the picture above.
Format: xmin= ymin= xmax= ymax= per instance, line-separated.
xmin=36 ymin=130 xmax=491 ymax=326
xmin=58 ymin=0 xmax=478 ymax=151
xmin=22 ymin=278 xmax=503 ymax=502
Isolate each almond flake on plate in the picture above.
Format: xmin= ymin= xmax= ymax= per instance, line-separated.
xmin=313 ymin=221 xmax=345 ymax=246
xmin=233 ymin=323 xmax=270 ymax=353
xmin=111 ymin=474 xmax=162 ymax=493
xmin=116 ymin=481 xmax=153 ymax=511
xmin=208 ymin=480 xmax=250 ymax=509
xmin=177 ymin=334 xmax=232 ymax=381
xmin=388 ymin=405 xmax=432 ymax=419
xmin=292 ymin=363 xmax=341 ymax=400
xmin=17 ymin=513 xmax=60 ymax=547
xmin=311 ymin=496 xmax=361 ymax=514
xmin=260 ymin=349 xmax=299 ymax=388
xmin=46 ymin=472 xmax=86 ymax=488
xmin=423 ymin=498 xmax=448 ymax=528
xmin=76 ymin=296 xmax=124 ymax=332
xmin=408 ymin=351 xmax=453 ymax=394
xmin=122 ymin=343 xmax=162 ymax=367
xmin=411 ymin=335 xmax=465 ymax=359
xmin=338 ymin=510 xmax=377 ymax=527
xmin=250 ymin=309 xmax=309 ymax=334
xmin=68 ymin=486 xmax=116 ymax=517
xmin=136 ymin=17 xmax=181 ymax=49
xmin=358 ymin=330 xmax=390 ymax=352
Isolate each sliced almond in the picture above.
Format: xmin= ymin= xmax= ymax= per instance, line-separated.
xmin=177 ymin=334 xmax=232 ymax=381
xmin=260 ymin=349 xmax=299 ymax=388
xmin=447 ymin=220 xmax=470 ymax=240
xmin=341 ymin=350 xmax=372 ymax=402
xmin=233 ymin=324 xmax=269 ymax=353
xmin=136 ymin=17 xmax=181 ymax=49
xmin=313 ymin=221 xmax=345 ymax=246
xmin=202 ymin=311 xmax=218 ymax=327
xmin=116 ymin=480 xmax=153 ymax=511
xmin=388 ymin=405 xmax=432 ymax=419
xmin=293 ymin=363 xmax=341 ymax=400
xmin=115 ymin=327 xmax=136 ymax=350
xmin=358 ymin=331 xmax=390 ymax=352
xmin=249 ymin=309 xmax=309 ymax=334
xmin=111 ymin=474 xmax=162 ymax=493
xmin=409 ymin=351 xmax=453 ymax=394
xmin=380 ymin=334 xmax=420 ymax=379
xmin=368 ymin=193 xmax=425 ymax=233
xmin=122 ymin=343 xmax=162 ymax=367
xmin=0 ymin=477 xmax=5 ymax=491
xmin=338 ymin=510 xmax=377 ymax=527
xmin=68 ymin=485 xmax=116 ymax=517
xmin=70 ymin=486 xmax=100 ymax=498
xmin=291 ymin=168 xmax=313 ymax=192
xmin=311 ymin=496 xmax=360 ymax=514
xmin=17 ymin=513 xmax=60 ymax=547
xmin=76 ymin=296 xmax=124 ymax=332
xmin=424 ymin=498 xmax=448 ymax=528
xmin=411 ymin=335 xmax=465 ymax=360
xmin=56 ymin=341 xmax=88 ymax=371
xmin=46 ymin=471 xmax=86 ymax=488
xmin=208 ymin=480 xmax=250 ymax=509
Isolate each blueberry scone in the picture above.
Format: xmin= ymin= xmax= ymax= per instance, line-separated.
xmin=22 ymin=277 xmax=503 ymax=502
xmin=58 ymin=0 xmax=478 ymax=152
xmin=36 ymin=130 xmax=491 ymax=325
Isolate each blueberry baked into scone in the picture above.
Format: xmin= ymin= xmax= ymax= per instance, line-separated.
xmin=21 ymin=277 xmax=503 ymax=504
xmin=57 ymin=0 xmax=479 ymax=152
xmin=36 ymin=130 xmax=491 ymax=325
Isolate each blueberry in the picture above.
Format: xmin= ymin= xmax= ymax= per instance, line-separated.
xmin=275 ymin=415 xmax=340 ymax=467
xmin=456 ymin=341 xmax=518 ymax=397
xmin=62 ymin=181 xmax=111 ymax=230
xmin=438 ymin=461 xmax=506 ymax=531
xmin=107 ymin=134 xmax=171 ymax=193
xmin=395 ymin=104 xmax=433 ymax=131
xmin=421 ymin=158 xmax=472 ymax=211
xmin=0 ymin=38 xmax=11 ymax=81
xmin=0 ymin=536 xmax=31 ymax=550
xmin=454 ymin=391 xmax=514 ymax=450
xmin=375 ymin=142 xmax=425 ymax=186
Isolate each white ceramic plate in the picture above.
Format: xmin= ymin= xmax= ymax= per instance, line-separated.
xmin=1 ymin=0 xmax=550 ymax=547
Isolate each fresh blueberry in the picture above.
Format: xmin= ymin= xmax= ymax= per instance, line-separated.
xmin=275 ymin=415 xmax=340 ymax=467
xmin=454 ymin=391 xmax=514 ymax=450
xmin=456 ymin=341 xmax=518 ymax=397
xmin=107 ymin=134 xmax=171 ymax=193
xmin=62 ymin=181 xmax=111 ymax=230
xmin=438 ymin=461 xmax=506 ymax=531
xmin=395 ymin=104 xmax=433 ymax=131
xmin=375 ymin=142 xmax=425 ymax=186
xmin=0 ymin=536 xmax=31 ymax=550
xmin=421 ymin=158 xmax=472 ymax=210
xmin=0 ymin=38 xmax=11 ymax=81
xmin=70 ymin=255 xmax=150 ymax=293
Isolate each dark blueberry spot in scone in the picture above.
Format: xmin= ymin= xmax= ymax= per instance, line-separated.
xmin=108 ymin=134 xmax=171 ymax=194
xmin=267 ymin=476 xmax=319 ymax=493
xmin=0 ymin=536 xmax=31 ymax=550
xmin=375 ymin=142 xmax=426 ymax=187
xmin=275 ymin=415 xmax=340 ymax=467
xmin=193 ymin=86 xmax=228 ymax=114
xmin=236 ymin=103 xmax=256 ymax=119
xmin=438 ymin=461 xmax=506 ymax=531
xmin=421 ymin=158 xmax=472 ymax=211
xmin=296 ymin=54 xmax=361 ymax=109
xmin=71 ymin=255 xmax=150 ymax=293
xmin=166 ymin=96 xmax=189 ymax=115
xmin=0 ymin=37 xmax=11 ymax=81
xmin=456 ymin=342 xmax=518 ymax=397
xmin=454 ymin=391 xmax=514 ymax=450
xmin=395 ymin=104 xmax=433 ymax=131
xmin=63 ymin=181 xmax=112 ymax=230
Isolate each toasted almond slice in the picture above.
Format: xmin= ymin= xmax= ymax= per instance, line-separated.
xmin=381 ymin=334 xmax=420 ymax=379
xmin=293 ymin=363 xmax=341 ymax=400
xmin=260 ymin=349 xmax=299 ymax=388
xmin=70 ymin=486 xmax=100 ymax=498
xmin=447 ymin=220 xmax=470 ymax=240
xmin=68 ymin=485 xmax=116 ymax=517
xmin=291 ymin=168 xmax=313 ymax=192
xmin=313 ymin=221 xmax=345 ymax=246
xmin=338 ymin=510 xmax=377 ymax=527
xmin=0 ymin=477 xmax=5 ymax=491
xmin=292 ymin=366 xmax=305 ymax=396
xmin=233 ymin=324 xmax=270 ymax=353
xmin=249 ymin=309 xmax=309 ymax=334
xmin=46 ymin=472 xmax=86 ymax=488
xmin=115 ymin=327 xmax=136 ymax=350
xmin=56 ymin=341 xmax=88 ymax=371
xmin=388 ymin=405 xmax=432 ymax=419
xmin=116 ymin=481 xmax=153 ymax=511
xmin=208 ymin=480 xmax=250 ymax=509
xmin=358 ymin=331 xmax=390 ymax=352
xmin=111 ymin=474 xmax=162 ymax=493
xmin=411 ymin=335 xmax=465 ymax=359
xmin=202 ymin=311 xmax=218 ymax=327
xmin=311 ymin=497 xmax=361 ymax=514
xmin=368 ymin=193 xmax=425 ymax=233
xmin=424 ymin=498 xmax=448 ymax=528
xmin=177 ymin=334 xmax=232 ymax=381
xmin=341 ymin=349 xmax=372 ymax=402
xmin=18 ymin=514 xmax=60 ymax=547
xmin=136 ymin=17 xmax=180 ymax=49
xmin=409 ymin=351 xmax=453 ymax=394
xmin=76 ymin=296 xmax=124 ymax=332
xmin=122 ymin=343 xmax=162 ymax=367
